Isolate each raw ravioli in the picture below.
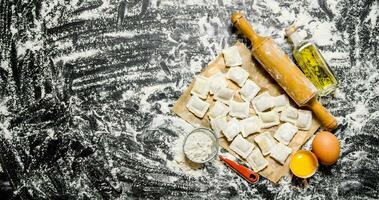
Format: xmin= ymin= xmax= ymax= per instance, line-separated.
xmin=226 ymin=67 xmax=249 ymax=87
xmin=254 ymin=132 xmax=276 ymax=156
xmin=296 ymin=109 xmax=312 ymax=130
xmin=210 ymin=116 xmax=227 ymax=138
xmin=280 ymin=106 xmax=298 ymax=124
xmin=223 ymin=118 xmax=240 ymax=141
xmin=239 ymin=116 xmax=262 ymax=137
xmin=214 ymin=87 xmax=235 ymax=105
xmin=190 ymin=75 xmax=209 ymax=99
xmin=209 ymin=72 xmax=228 ymax=95
xmin=208 ymin=101 xmax=229 ymax=119
xmin=246 ymin=148 xmax=268 ymax=172
xmin=222 ymin=46 xmax=243 ymax=67
xmin=252 ymin=92 xmax=275 ymax=112
xmin=229 ymin=100 xmax=250 ymax=119
xmin=258 ymin=110 xmax=280 ymax=128
xmin=270 ymin=143 xmax=292 ymax=165
xmin=272 ymin=95 xmax=289 ymax=112
xmin=229 ymin=134 xmax=255 ymax=159
xmin=274 ymin=123 xmax=298 ymax=145
xmin=239 ymin=80 xmax=260 ymax=101
xmin=186 ymin=95 xmax=210 ymax=118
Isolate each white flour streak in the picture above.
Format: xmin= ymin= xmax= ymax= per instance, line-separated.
xmin=40 ymin=0 xmax=65 ymax=29
xmin=333 ymin=88 xmax=346 ymax=99
xmin=346 ymin=102 xmax=369 ymax=131
xmin=76 ymin=10 xmax=102 ymax=20
xmin=72 ymin=67 xmax=168 ymax=91
xmin=311 ymin=22 xmax=340 ymax=46
xmin=54 ymin=49 xmax=100 ymax=63
xmin=264 ymin=0 xmax=281 ymax=14
xmin=0 ymin=98 xmax=10 ymax=116
xmin=196 ymin=16 xmax=227 ymax=59
xmin=308 ymin=0 xmax=320 ymax=9
xmin=366 ymin=0 xmax=378 ymax=27
xmin=103 ymin=31 xmax=138 ymax=38
xmin=74 ymin=0 xmax=112 ymax=20
xmin=0 ymin=99 xmax=11 ymax=139
xmin=157 ymin=0 xmax=208 ymax=7
xmin=16 ymin=39 xmax=44 ymax=56
xmin=322 ymin=51 xmax=349 ymax=61
xmin=53 ymin=40 xmax=73 ymax=50
xmin=0 ymin=122 xmax=11 ymax=139
xmin=0 ymin=60 xmax=9 ymax=71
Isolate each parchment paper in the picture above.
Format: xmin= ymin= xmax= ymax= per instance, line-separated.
xmin=172 ymin=42 xmax=320 ymax=183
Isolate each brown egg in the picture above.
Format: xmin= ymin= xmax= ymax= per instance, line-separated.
xmin=312 ymin=131 xmax=340 ymax=165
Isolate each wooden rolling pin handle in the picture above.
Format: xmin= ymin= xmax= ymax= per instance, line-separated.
xmin=307 ymin=98 xmax=338 ymax=131
xmin=231 ymin=12 xmax=260 ymax=44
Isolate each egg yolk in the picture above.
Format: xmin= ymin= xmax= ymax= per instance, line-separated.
xmin=290 ymin=151 xmax=318 ymax=178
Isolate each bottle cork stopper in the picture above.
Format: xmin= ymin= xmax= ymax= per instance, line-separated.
xmin=285 ymin=25 xmax=297 ymax=37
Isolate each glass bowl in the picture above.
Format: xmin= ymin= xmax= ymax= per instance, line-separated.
xmin=183 ymin=128 xmax=219 ymax=164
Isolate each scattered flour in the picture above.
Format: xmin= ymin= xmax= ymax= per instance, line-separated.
xmin=103 ymin=31 xmax=138 ymax=38
xmin=345 ymin=102 xmax=369 ymax=132
xmin=134 ymin=83 xmax=181 ymax=114
xmin=365 ymin=0 xmax=378 ymax=28
xmin=143 ymin=113 xmax=210 ymax=177
xmin=74 ymin=0 xmax=112 ymax=20
xmin=311 ymin=22 xmax=340 ymax=46
xmin=0 ymin=98 xmax=11 ymax=139
xmin=54 ymin=49 xmax=100 ymax=63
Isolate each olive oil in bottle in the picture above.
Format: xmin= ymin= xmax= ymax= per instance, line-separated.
xmin=285 ymin=26 xmax=338 ymax=96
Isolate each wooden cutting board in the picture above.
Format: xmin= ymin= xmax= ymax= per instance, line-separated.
xmin=172 ymin=41 xmax=320 ymax=183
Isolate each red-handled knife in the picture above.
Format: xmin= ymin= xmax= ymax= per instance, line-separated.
xmin=219 ymin=155 xmax=260 ymax=183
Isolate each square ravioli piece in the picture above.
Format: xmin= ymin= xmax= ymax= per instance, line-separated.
xmin=190 ymin=75 xmax=209 ymax=99
xmin=239 ymin=116 xmax=262 ymax=137
xmin=208 ymin=101 xmax=229 ymax=119
xmin=223 ymin=118 xmax=240 ymax=141
xmin=270 ymin=143 xmax=292 ymax=165
xmin=229 ymin=100 xmax=250 ymax=119
xmin=209 ymin=72 xmax=228 ymax=95
xmin=222 ymin=46 xmax=243 ymax=67
xmin=239 ymin=80 xmax=260 ymax=101
xmin=210 ymin=116 xmax=227 ymax=138
xmin=246 ymin=148 xmax=268 ymax=172
xmin=229 ymin=134 xmax=255 ymax=159
xmin=258 ymin=110 xmax=280 ymax=128
xmin=252 ymin=92 xmax=275 ymax=112
xmin=274 ymin=123 xmax=298 ymax=145
xmin=296 ymin=109 xmax=312 ymax=130
xmin=280 ymin=106 xmax=298 ymax=124
xmin=214 ymin=87 xmax=235 ymax=105
xmin=254 ymin=132 xmax=276 ymax=156
xmin=186 ymin=95 xmax=210 ymax=118
xmin=226 ymin=67 xmax=249 ymax=87
xmin=272 ymin=95 xmax=290 ymax=112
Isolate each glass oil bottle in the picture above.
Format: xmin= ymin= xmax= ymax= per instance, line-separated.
xmin=285 ymin=25 xmax=338 ymax=97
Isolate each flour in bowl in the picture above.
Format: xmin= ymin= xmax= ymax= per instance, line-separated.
xmin=183 ymin=129 xmax=218 ymax=163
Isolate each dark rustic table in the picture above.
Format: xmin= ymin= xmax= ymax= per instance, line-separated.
xmin=0 ymin=0 xmax=378 ymax=199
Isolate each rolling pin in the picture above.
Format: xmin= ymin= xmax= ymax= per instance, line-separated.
xmin=231 ymin=12 xmax=338 ymax=131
